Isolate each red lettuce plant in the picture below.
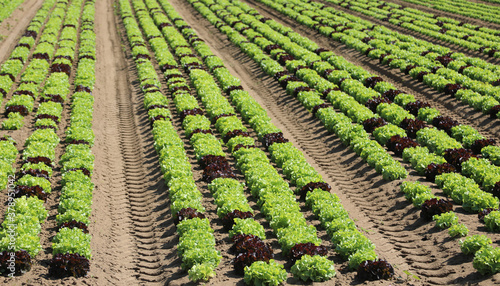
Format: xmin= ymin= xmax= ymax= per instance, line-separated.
xmin=0 ymin=250 xmax=31 ymax=276
xmin=420 ymin=198 xmax=454 ymax=220
xmin=49 ymin=253 xmax=90 ymax=277
xmin=175 ymin=207 xmax=206 ymax=225
xmin=357 ymin=259 xmax=394 ymax=281
xmin=290 ymin=242 xmax=328 ymax=263
xmin=424 ymin=163 xmax=457 ymax=182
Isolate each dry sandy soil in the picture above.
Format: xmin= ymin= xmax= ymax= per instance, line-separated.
xmin=0 ymin=0 xmax=499 ymax=285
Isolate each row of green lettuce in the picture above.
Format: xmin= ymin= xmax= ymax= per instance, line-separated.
xmin=0 ymin=0 xmax=57 ymax=119
xmin=2 ymin=0 xmax=74 ymax=130
xmin=49 ymin=0 xmax=96 ymax=278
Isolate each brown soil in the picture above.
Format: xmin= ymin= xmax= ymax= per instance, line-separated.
xmin=0 ymin=0 xmax=500 ymax=285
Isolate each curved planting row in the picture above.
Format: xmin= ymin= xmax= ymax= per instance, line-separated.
xmin=327 ymin=0 xmax=500 ymax=57
xmin=254 ymin=0 xmax=500 ymax=119
xmin=118 ymin=0 xmax=222 ymax=281
xmin=187 ymin=0 xmax=500 ymax=275
xmin=154 ymin=0 xmax=400 ymax=282
xmin=2 ymin=0 xmax=76 ymax=130
xmin=0 ymin=0 xmax=93 ymax=276
xmin=401 ymin=0 xmax=500 ymax=25
xmin=48 ymin=0 xmax=96 ymax=277
xmin=0 ymin=127 xmax=57 ymax=271
xmin=0 ymin=0 xmax=57 ymax=119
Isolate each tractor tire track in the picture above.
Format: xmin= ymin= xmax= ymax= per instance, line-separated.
xmin=90 ymin=0 xmax=172 ymax=284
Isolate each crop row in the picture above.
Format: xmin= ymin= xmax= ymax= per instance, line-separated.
xmin=401 ymin=0 xmax=500 ymax=25
xmin=49 ymin=0 xmax=96 ymax=277
xmin=0 ymin=0 xmax=57 ymax=117
xmin=0 ymin=0 xmax=26 ymax=24
xmin=256 ymin=0 xmax=500 ymax=117
xmin=2 ymin=0 xmax=77 ymax=130
xmin=329 ymin=0 xmax=500 ymax=57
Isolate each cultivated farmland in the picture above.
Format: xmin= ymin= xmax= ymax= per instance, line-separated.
xmin=0 ymin=0 xmax=499 ymax=285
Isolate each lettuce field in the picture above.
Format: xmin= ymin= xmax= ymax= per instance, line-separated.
xmin=0 ymin=0 xmax=499 ymax=285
